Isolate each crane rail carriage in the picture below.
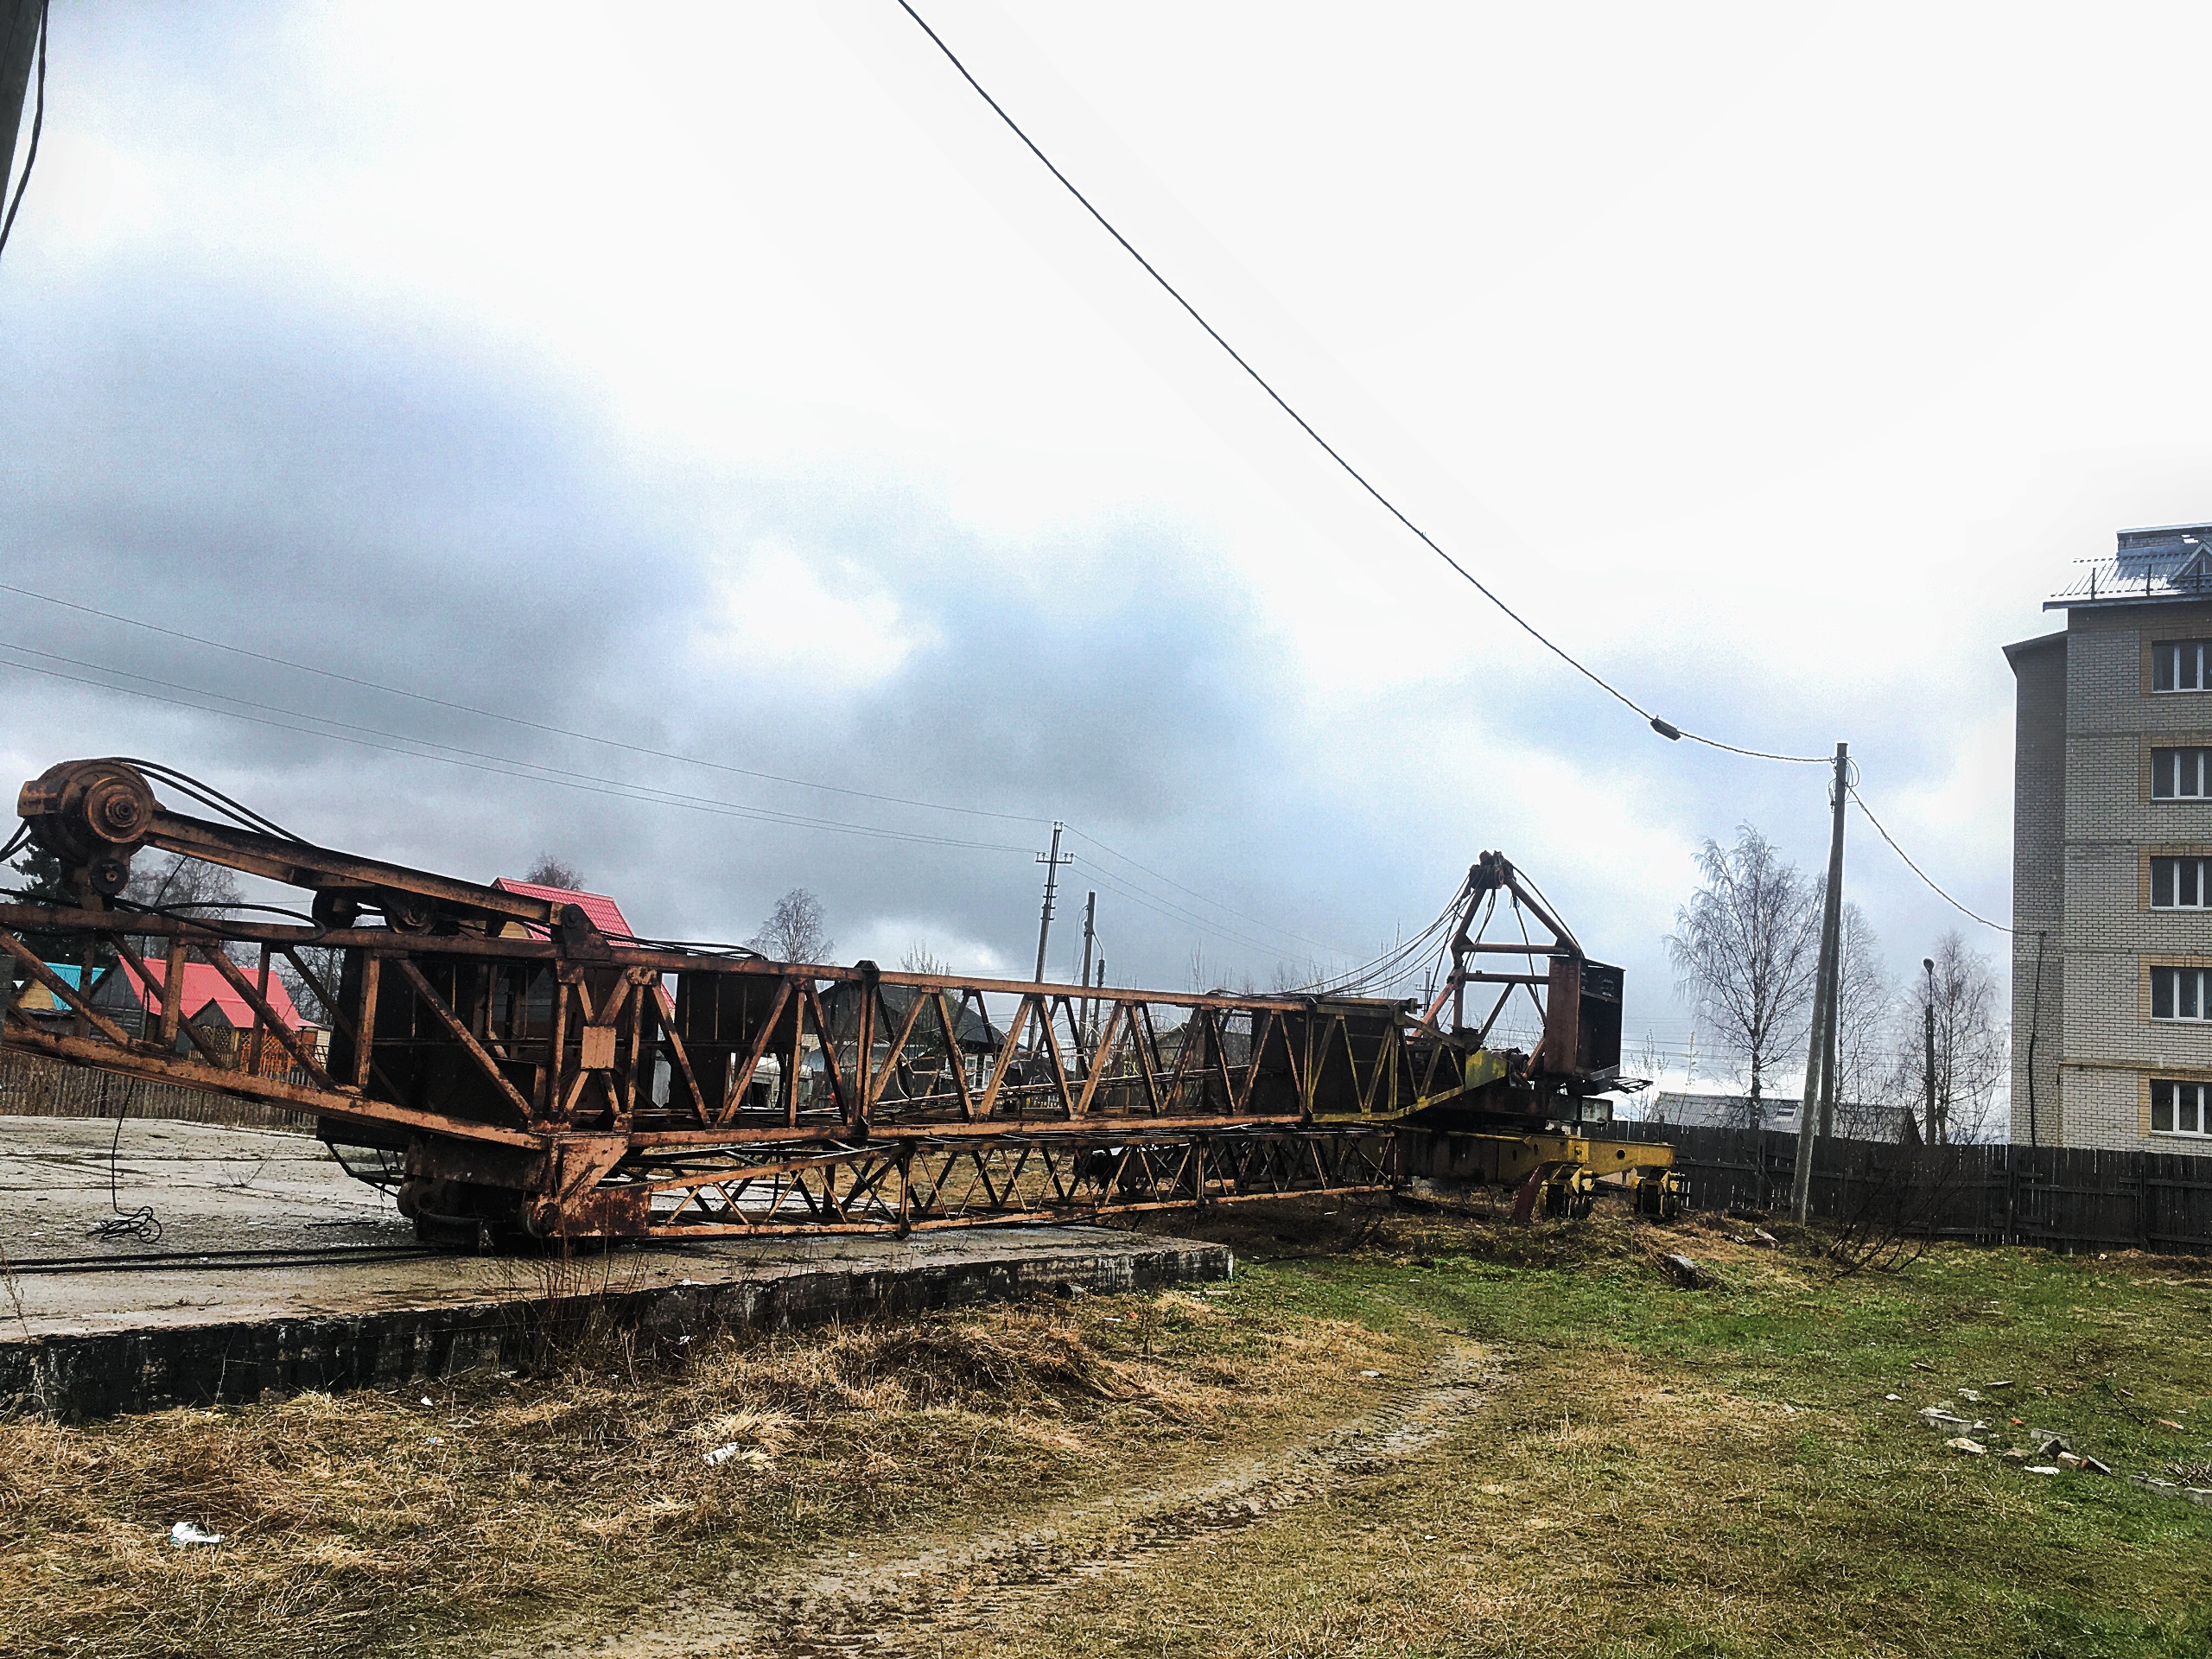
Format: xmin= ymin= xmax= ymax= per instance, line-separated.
xmin=0 ymin=758 xmax=1682 ymax=1245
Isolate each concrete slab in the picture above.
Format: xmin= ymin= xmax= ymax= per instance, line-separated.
xmin=0 ymin=1116 xmax=1232 ymax=1418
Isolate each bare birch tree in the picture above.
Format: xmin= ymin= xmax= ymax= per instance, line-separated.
xmin=749 ymin=889 xmax=833 ymax=963
xmin=1892 ymin=931 xmax=2007 ymax=1142
xmin=1827 ymin=900 xmax=1898 ymax=1136
xmin=1666 ymin=825 xmax=1821 ymax=1128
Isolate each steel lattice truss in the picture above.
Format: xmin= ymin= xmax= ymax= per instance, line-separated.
xmin=3 ymin=758 xmax=1675 ymax=1242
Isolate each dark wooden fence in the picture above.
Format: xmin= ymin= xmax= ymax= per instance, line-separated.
xmin=0 ymin=1049 xmax=313 ymax=1135
xmin=1614 ymin=1121 xmax=2212 ymax=1256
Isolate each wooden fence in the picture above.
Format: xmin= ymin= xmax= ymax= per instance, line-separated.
xmin=1615 ymin=1121 xmax=2212 ymax=1256
xmin=0 ymin=1048 xmax=314 ymax=1135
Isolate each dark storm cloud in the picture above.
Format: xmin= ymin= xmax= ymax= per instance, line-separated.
xmin=0 ymin=267 xmax=1306 ymax=972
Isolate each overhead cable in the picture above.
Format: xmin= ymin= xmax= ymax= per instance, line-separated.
xmin=0 ymin=581 xmax=1049 ymax=826
xmin=1847 ymin=784 xmax=2011 ymax=934
xmin=0 ymin=647 xmax=1036 ymax=855
xmin=890 ymin=0 xmax=1827 ymax=766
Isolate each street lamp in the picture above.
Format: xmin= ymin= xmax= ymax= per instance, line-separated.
xmin=1923 ymin=957 xmax=1937 ymax=1143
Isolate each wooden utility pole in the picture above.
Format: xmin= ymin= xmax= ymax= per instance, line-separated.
xmin=1032 ymin=823 xmax=1071 ymax=983
xmin=1791 ymin=743 xmax=1849 ymax=1222
xmin=1077 ymin=890 xmax=1096 ymax=1043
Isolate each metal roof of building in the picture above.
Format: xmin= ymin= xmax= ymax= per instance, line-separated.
xmin=492 ymin=878 xmax=636 ymax=942
xmin=2048 ymin=523 xmax=2212 ymax=610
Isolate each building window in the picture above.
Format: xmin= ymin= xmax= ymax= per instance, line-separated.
xmin=2155 ymin=642 xmax=2212 ymax=692
xmin=2152 ymin=965 xmax=2211 ymax=1020
xmin=2152 ymin=1079 xmax=2211 ymax=1135
xmin=2152 ymin=748 xmax=2212 ymax=799
xmin=2152 ymin=856 xmax=2212 ymax=907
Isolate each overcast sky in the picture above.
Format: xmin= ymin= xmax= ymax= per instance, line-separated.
xmin=4 ymin=2 xmax=2209 ymax=1088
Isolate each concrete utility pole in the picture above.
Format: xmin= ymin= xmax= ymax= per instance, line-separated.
xmin=1032 ymin=822 xmax=1071 ymax=983
xmin=0 ymin=2 xmax=39 ymax=199
xmin=1791 ymin=742 xmax=1849 ymax=1222
xmin=1923 ymin=955 xmax=1938 ymax=1143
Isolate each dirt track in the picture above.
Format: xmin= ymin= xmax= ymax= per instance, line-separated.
xmin=511 ymin=1342 xmax=1496 ymax=1659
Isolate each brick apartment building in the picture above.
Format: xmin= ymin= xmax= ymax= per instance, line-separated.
xmin=2009 ymin=522 xmax=2212 ymax=1149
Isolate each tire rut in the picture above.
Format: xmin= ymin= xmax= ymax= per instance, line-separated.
xmin=568 ymin=1342 xmax=1494 ymax=1659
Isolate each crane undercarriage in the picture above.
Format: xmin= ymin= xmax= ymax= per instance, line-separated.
xmin=1 ymin=759 xmax=1682 ymax=1245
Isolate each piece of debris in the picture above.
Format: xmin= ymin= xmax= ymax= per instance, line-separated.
xmin=1959 ymin=1389 xmax=1981 ymax=1403
xmin=1749 ymin=1228 xmax=1779 ymax=1248
xmin=2000 ymin=1449 xmax=2031 ymax=1462
xmin=1660 ymin=1253 xmax=1707 ymax=1287
xmin=1919 ymin=1407 xmax=1974 ymax=1429
xmin=2025 ymin=1465 xmax=2060 ymax=1477
xmin=703 ymin=1443 xmax=772 ymax=1470
xmin=1986 ymin=1380 xmax=2015 ymax=1391
xmin=2056 ymin=1452 xmax=2084 ymax=1470
xmin=2157 ymin=1418 xmax=2185 ymax=1431
xmin=2037 ymin=1435 xmax=2070 ymax=1458
xmin=1910 ymin=1360 xmax=1935 ymax=1372
xmin=168 ymin=1522 xmax=223 ymax=1548
xmin=1946 ymin=1437 xmax=1987 ymax=1455
xmin=1358 ymin=1370 xmax=1382 ymax=1378
xmin=2082 ymin=1456 xmax=2113 ymax=1476
xmin=1885 ymin=1393 xmax=1903 ymax=1402
xmin=419 ymin=1396 xmax=435 ymax=1408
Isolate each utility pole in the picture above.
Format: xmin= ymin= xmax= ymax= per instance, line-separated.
xmin=1923 ymin=955 xmax=1938 ymax=1143
xmin=1791 ymin=742 xmax=1849 ymax=1223
xmin=1077 ymin=890 xmax=1096 ymax=1046
xmin=1032 ymin=822 xmax=1071 ymax=983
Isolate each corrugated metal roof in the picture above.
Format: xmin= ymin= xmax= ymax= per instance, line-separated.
xmin=492 ymin=878 xmax=637 ymax=941
xmin=111 ymin=958 xmax=305 ymax=1030
xmin=2048 ymin=524 xmax=2212 ymax=609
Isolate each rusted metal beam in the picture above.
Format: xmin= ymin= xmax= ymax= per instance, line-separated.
xmin=200 ymin=940 xmax=335 ymax=1088
xmin=391 ymin=957 xmax=533 ymax=1125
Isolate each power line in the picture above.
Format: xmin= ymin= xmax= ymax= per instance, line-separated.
xmin=0 ymin=646 xmax=1037 ymax=855
xmin=891 ymin=0 xmax=1827 ymax=768
xmin=5 ymin=583 xmax=1399 ymax=951
xmin=5 ymin=586 xmax=1452 ymax=961
xmin=1064 ymin=824 xmax=1349 ymax=957
xmin=1847 ymin=784 xmax=2011 ymax=934
xmin=0 ymin=580 xmax=1049 ymax=827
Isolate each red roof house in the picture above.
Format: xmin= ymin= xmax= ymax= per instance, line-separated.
xmin=103 ymin=957 xmax=306 ymax=1030
xmin=493 ymin=878 xmax=638 ymax=942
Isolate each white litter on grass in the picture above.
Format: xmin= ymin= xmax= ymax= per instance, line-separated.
xmin=419 ymin=1396 xmax=435 ymax=1407
xmin=704 ymin=1443 xmax=773 ymax=1469
xmin=1885 ymin=1393 xmax=1903 ymax=1402
xmin=1359 ymin=1370 xmax=1382 ymax=1378
xmin=2026 ymin=1465 xmax=2061 ymax=1476
xmin=426 ymin=1437 xmax=443 ymax=1446
xmin=168 ymin=1522 xmax=223 ymax=1548
xmin=677 ymin=1279 xmax=705 ymax=1287
xmin=1945 ymin=1438 xmax=1987 ymax=1455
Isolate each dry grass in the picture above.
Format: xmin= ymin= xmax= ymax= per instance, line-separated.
xmin=0 ymin=1286 xmax=1397 ymax=1659
xmin=8 ymin=1198 xmax=2210 ymax=1658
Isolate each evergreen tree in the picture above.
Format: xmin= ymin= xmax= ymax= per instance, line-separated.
xmin=7 ymin=842 xmax=98 ymax=975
